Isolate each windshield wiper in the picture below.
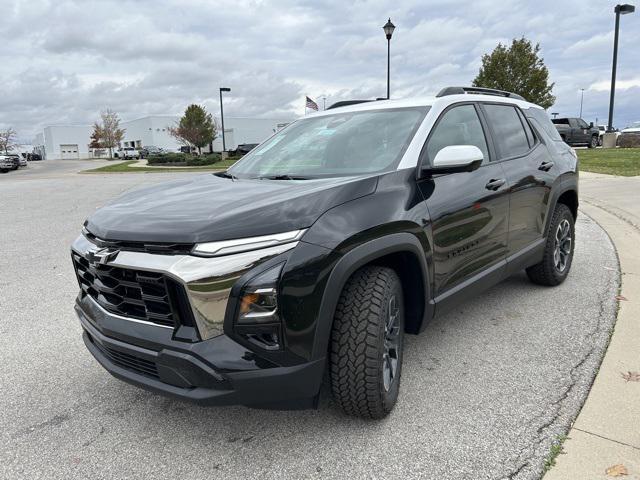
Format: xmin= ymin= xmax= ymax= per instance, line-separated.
xmin=216 ymin=171 xmax=237 ymax=180
xmin=257 ymin=174 xmax=312 ymax=180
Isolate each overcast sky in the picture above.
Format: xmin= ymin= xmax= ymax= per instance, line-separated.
xmin=2 ymin=0 xmax=639 ymax=141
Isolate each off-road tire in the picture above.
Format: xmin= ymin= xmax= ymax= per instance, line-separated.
xmin=526 ymin=203 xmax=575 ymax=286
xmin=329 ymin=265 xmax=404 ymax=419
xmin=588 ymin=135 xmax=598 ymax=149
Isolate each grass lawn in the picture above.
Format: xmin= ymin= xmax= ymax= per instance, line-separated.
xmin=578 ymin=148 xmax=640 ymax=176
xmin=82 ymin=159 xmax=238 ymax=174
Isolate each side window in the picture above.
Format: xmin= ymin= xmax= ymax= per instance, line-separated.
xmin=426 ymin=104 xmax=489 ymax=163
xmin=516 ymin=108 xmax=536 ymax=148
xmin=527 ymin=108 xmax=564 ymax=142
xmin=483 ymin=104 xmax=530 ymax=158
xmin=578 ymin=119 xmax=589 ymax=129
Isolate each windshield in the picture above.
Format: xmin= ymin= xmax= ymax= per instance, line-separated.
xmin=228 ymin=107 xmax=428 ymax=179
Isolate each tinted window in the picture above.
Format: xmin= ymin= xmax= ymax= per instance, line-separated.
xmin=426 ymin=104 xmax=489 ymax=163
xmin=483 ymin=104 xmax=530 ymax=158
xmin=527 ymin=108 xmax=564 ymax=142
xmin=551 ymin=118 xmax=570 ymax=125
xmin=578 ymin=119 xmax=589 ymax=129
xmin=517 ymin=108 xmax=536 ymax=147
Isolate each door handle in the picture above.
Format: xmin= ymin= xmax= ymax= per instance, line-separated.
xmin=539 ymin=161 xmax=554 ymax=171
xmin=485 ymin=178 xmax=506 ymax=191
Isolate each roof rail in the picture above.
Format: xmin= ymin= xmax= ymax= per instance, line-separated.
xmin=326 ymin=100 xmax=375 ymax=110
xmin=436 ymin=86 xmax=526 ymax=101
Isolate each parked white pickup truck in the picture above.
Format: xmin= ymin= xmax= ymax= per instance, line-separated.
xmin=113 ymin=147 xmax=140 ymax=159
xmin=0 ymin=155 xmax=14 ymax=173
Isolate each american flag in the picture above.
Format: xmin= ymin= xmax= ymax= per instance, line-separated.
xmin=305 ymin=96 xmax=319 ymax=111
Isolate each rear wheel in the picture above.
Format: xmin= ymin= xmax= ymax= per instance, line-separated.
xmin=526 ymin=203 xmax=575 ymax=286
xmin=329 ymin=266 xmax=404 ymax=419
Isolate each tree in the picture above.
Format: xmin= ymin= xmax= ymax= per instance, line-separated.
xmin=472 ymin=37 xmax=555 ymax=109
xmin=169 ymin=104 xmax=216 ymax=154
xmin=96 ymin=109 xmax=125 ymax=158
xmin=89 ymin=122 xmax=104 ymax=149
xmin=0 ymin=127 xmax=17 ymax=154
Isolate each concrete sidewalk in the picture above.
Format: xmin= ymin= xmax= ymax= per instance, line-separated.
xmin=545 ymin=171 xmax=640 ymax=479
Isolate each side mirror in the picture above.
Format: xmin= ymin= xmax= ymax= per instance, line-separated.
xmin=589 ymin=122 xmax=594 ymax=128
xmin=420 ymin=145 xmax=483 ymax=177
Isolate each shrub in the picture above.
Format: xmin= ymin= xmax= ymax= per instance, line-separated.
xmin=147 ymin=152 xmax=222 ymax=166
xmin=185 ymin=155 xmax=221 ymax=166
xmin=617 ymin=133 xmax=640 ymax=149
xmin=147 ymin=153 xmax=188 ymax=164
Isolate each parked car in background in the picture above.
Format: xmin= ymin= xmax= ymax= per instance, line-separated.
xmin=179 ymin=146 xmax=199 ymax=155
xmin=27 ymin=153 xmax=42 ymax=161
xmin=71 ymin=86 xmax=578 ymax=419
xmin=142 ymin=146 xmax=164 ymax=157
xmin=552 ymin=117 xmax=599 ymax=148
xmin=7 ymin=154 xmax=20 ymax=170
xmin=18 ymin=155 xmax=27 ymax=167
xmin=621 ymin=121 xmax=640 ymax=135
xmin=233 ymin=143 xmax=259 ymax=156
xmin=113 ymin=147 xmax=140 ymax=159
xmin=597 ymin=125 xmax=606 ymax=146
xmin=0 ymin=155 xmax=14 ymax=173
xmin=142 ymin=145 xmax=164 ymax=155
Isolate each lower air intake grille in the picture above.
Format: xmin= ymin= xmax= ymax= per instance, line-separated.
xmin=92 ymin=339 xmax=159 ymax=379
xmin=72 ymin=252 xmax=175 ymax=327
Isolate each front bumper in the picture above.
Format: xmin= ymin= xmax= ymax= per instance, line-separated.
xmin=76 ymin=297 xmax=325 ymax=407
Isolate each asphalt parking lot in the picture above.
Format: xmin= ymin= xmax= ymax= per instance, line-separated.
xmin=0 ymin=161 xmax=619 ymax=480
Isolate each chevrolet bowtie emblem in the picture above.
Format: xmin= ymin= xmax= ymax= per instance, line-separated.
xmin=86 ymin=247 xmax=119 ymax=266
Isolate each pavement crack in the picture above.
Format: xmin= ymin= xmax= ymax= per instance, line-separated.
xmin=10 ymin=413 xmax=70 ymax=440
xmin=496 ymin=275 xmax=618 ymax=479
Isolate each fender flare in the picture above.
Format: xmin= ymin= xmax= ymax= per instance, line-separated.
xmin=310 ymin=232 xmax=431 ymax=361
xmin=544 ymin=178 xmax=579 ymax=233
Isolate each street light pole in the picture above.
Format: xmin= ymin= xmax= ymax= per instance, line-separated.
xmin=383 ymin=18 xmax=395 ymax=100
xmin=579 ymin=88 xmax=585 ymax=118
xmin=219 ymin=87 xmax=231 ymax=152
xmin=607 ymin=4 xmax=635 ymax=132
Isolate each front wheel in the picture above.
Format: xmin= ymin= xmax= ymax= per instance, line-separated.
xmin=526 ymin=203 xmax=575 ymax=286
xmin=588 ymin=135 xmax=598 ymax=148
xmin=329 ymin=265 xmax=404 ymax=419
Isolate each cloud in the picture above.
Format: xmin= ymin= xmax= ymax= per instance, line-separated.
xmin=1 ymin=0 xmax=639 ymax=141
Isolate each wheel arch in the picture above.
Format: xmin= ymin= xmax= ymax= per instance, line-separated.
xmin=310 ymin=233 xmax=432 ymax=360
xmin=557 ymin=188 xmax=578 ymax=220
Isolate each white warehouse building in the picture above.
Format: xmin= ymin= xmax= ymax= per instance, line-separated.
xmin=33 ymin=115 xmax=291 ymax=160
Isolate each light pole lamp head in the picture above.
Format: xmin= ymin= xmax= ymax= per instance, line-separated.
xmin=615 ymin=4 xmax=635 ymax=14
xmin=220 ymin=87 xmax=231 ymax=93
xmin=383 ymin=18 xmax=395 ymax=40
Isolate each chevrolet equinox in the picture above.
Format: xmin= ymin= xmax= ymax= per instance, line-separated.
xmin=72 ymin=86 xmax=578 ymax=419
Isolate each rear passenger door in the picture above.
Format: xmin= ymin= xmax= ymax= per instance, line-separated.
xmin=480 ymin=103 xmax=553 ymax=259
xmin=420 ymin=103 xmax=510 ymax=304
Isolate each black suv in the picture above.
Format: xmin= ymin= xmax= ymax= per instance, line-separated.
xmin=72 ymin=87 xmax=578 ymax=419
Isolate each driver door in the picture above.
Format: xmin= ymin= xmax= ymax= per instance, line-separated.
xmin=418 ymin=103 xmax=510 ymax=313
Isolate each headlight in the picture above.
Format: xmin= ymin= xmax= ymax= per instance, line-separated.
xmin=237 ymin=263 xmax=282 ymax=325
xmin=235 ymin=263 xmax=284 ymax=350
xmin=192 ymin=229 xmax=306 ymax=257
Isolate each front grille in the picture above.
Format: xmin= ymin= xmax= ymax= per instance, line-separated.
xmin=91 ymin=338 xmax=159 ymax=379
xmin=72 ymin=252 xmax=175 ymax=327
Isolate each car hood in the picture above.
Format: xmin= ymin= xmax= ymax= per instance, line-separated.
xmin=85 ymin=173 xmax=378 ymax=244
